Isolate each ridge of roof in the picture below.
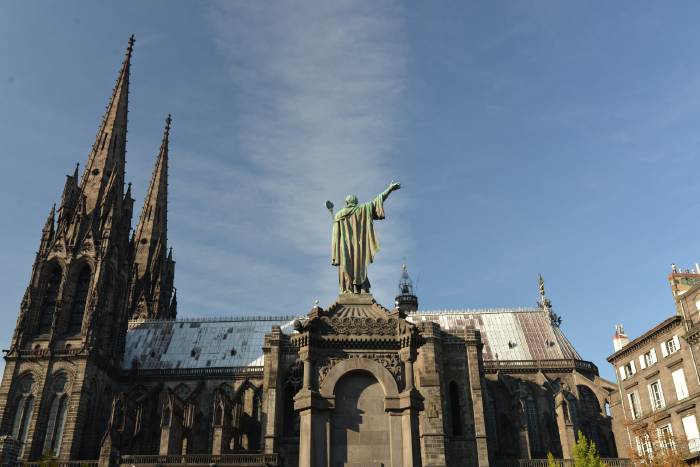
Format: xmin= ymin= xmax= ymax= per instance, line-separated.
xmin=606 ymin=315 xmax=681 ymax=363
xmin=128 ymin=315 xmax=300 ymax=326
xmin=413 ymin=307 xmax=542 ymax=315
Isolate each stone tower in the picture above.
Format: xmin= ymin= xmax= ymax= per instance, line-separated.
xmin=127 ymin=115 xmax=176 ymax=321
xmin=0 ymin=36 xmax=170 ymax=463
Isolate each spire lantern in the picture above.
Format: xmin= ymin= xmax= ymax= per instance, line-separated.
xmin=395 ymin=264 xmax=418 ymax=313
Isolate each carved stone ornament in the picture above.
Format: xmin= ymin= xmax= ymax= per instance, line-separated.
xmin=317 ymin=353 xmax=402 ymax=386
xmin=319 ymin=316 xmax=397 ymax=336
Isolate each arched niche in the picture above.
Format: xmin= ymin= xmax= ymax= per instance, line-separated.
xmin=319 ymin=357 xmax=399 ymax=399
xmin=330 ymin=371 xmax=391 ymax=467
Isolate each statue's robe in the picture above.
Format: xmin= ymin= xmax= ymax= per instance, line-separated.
xmin=331 ymin=195 xmax=385 ymax=293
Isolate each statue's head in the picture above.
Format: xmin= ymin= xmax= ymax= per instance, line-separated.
xmin=345 ymin=195 xmax=358 ymax=207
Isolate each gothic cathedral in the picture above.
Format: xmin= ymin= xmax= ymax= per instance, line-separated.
xmin=0 ymin=38 xmax=621 ymax=467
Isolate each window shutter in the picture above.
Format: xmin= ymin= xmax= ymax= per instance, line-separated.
xmin=619 ymin=367 xmax=627 ymax=380
xmin=639 ymin=355 xmax=647 ymax=369
xmin=630 ymin=360 xmax=637 ymax=374
xmin=673 ymin=335 xmax=681 ymax=351
xmin=661 ymin=343 xmax=669 ymax=358
xmin=650 ymin=348 xmax=657 ymax=364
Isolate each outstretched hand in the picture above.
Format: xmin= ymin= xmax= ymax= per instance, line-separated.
xmin=389 ymin=180 xmax=401 ymax=191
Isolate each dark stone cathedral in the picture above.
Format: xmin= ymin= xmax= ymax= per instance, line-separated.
xmin=0 ymin=37 xmax=624 ymax=467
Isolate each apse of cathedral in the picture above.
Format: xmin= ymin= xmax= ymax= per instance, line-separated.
xmin=0 ymin=37 xmax=620 ymax=467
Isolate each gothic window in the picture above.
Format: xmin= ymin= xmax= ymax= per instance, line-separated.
xmin=38 ymin=264 xmax=62 ymax=334
xmin=42 ymin=374 xmax=70 ymax=456
xmin=578 ymin=386 xmax=601 ymax=418
xmin=11 ymin=374 xmax=36 ymax=457
xmin=449 ymin=381 xmax=463 ymax=436
xmin=68 ymin=265 xmax=91 ymax=334
xmin=525 ymin=395 xmax=543 ymax=456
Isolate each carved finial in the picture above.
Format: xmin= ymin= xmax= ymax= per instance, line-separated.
xmin=314 ymin=299 xmax=320 ymax=308
xmin=538 ymin=274 xmax=545 ymax=297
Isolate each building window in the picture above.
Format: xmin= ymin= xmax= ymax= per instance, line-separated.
xmin=449 ymin=381 xmax=463 ymax=436
xmin=658 ymin=424 xmax=675 ymax=454
xmin=42 ymin=374 xmax=69 ymax=456
xmin=672 ymin=368 xmax=690 ymax=400
xmin=640 ymin=348 xmax=657 ymax=369
xmin=662 ymin=336 xmax=681 ymax=357
xmin=627 ymin=391 xmax=642 ymax=420
xmin=648 ymin=380 xmax=665 ymax=410
xmin=620 ymin=360 xmax=636 ymax=380
xmin=683 ymin=414 xmax=700 ymax=453
xmin=636 ymin=433 xmax=653 ymax=459
xmin=11 ymin=375 xmax=36 ymax=457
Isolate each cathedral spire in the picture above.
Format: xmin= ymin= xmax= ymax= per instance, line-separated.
xmin=133 ymin=114 xmax=170 ymax=272
xmin=129 ymin=115 xmax=175 ymax=320
xmin=78 ymin=35 xmax=134 ymax=215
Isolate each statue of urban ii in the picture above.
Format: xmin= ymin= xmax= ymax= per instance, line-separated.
xmin=328 ymin=181 xmax=401 ymax=294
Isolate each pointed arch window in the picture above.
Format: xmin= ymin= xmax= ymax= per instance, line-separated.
xmin=449 ymin=381 xmax=463 ymax=436
xmin=524 ymin=395 xmax=543 ymax=456
xmin=11 ymin=374 xmax=36 ymax=457
xmin=42 ymin=374 xmax=69 ymax=456
xmin=38 ymin=265 xmax=62 ymax=334
xmin=68 ymin=265 xmax=91 ymax=334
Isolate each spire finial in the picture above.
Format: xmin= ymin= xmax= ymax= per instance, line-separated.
xmin=127 ymin=34 xmax=135 ymax=55
xmin=538 ymin=274 xmax=545 ymax=297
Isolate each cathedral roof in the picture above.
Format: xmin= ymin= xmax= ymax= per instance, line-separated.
xmin=408 ymin=308 xmax=581 ymax=362
xmin=124 ymin=316 xmax=297 ymax=370
xmin=123 ymin=308 xmax=582 ymax=371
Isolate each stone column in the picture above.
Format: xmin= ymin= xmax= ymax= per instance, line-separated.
xmin=555 ymin=394 xmax=576 ymax=458
xmin=262 ymin=326 xmax=283 ymax=454
xmin=416 ymin=322 xmax=448 ymax=467
xmin=295 ymin=348 xmax=329 ymax=467
xmin=465 ymin=329 xmax=489 ymax=467
xmin=397 ymin=346 xmax=422 ymax=467
xmin=518 ymin=422 xmax=531 ymax=459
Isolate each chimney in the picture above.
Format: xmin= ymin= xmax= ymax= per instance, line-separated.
xmin=613 ymin=324 xmax=630 ymax=352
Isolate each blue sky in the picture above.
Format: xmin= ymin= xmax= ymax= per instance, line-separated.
xmin=2 ymin=1 xmax=700 ymax=380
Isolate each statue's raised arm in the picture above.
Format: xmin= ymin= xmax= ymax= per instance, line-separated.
xmin=330 ymin=181 xmax=401 ymax=294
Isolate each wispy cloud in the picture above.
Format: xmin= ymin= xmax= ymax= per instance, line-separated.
xmin=173 ymin=1 xmax=410 ymax=315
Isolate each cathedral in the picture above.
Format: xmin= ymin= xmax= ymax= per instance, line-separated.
xmin=0 ymin=37 xmax=624 ymax=467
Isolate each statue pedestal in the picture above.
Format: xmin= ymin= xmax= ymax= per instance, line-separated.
xmin=336 ymin=292 xmax=375 ymax=305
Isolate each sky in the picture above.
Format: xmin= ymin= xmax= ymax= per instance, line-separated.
xmin=1 ymin=1 xmax=700 ymax=380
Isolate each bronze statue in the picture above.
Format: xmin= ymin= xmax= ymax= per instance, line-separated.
xmin=327 ymin=181 xmax=401 ymax=294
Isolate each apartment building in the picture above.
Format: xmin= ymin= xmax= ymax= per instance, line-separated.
xmin=608 ymin=266 xmax=700 ymax=463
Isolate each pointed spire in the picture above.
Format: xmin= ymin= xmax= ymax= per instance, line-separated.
xmin=133 ymin=114 xmax=170 ymax=273
xmin=128 ymin=115 xmax=174 ymax=320
xmin=79 ymin=35 xmax=134 ymax=215
xmin=43 ymin=204 xmax=56 ymax=232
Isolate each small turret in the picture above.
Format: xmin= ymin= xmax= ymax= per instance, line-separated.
xmin=395 ymin=264 xmax=418 ymax=313
xmin=612 ymin=323 xmax=629 ymax=352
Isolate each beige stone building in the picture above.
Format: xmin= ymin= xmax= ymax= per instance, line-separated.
xmin=607 ymin=267 xmax=700 ymax=463
xmin=0 ymin=37 xmax=625 ymax=467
